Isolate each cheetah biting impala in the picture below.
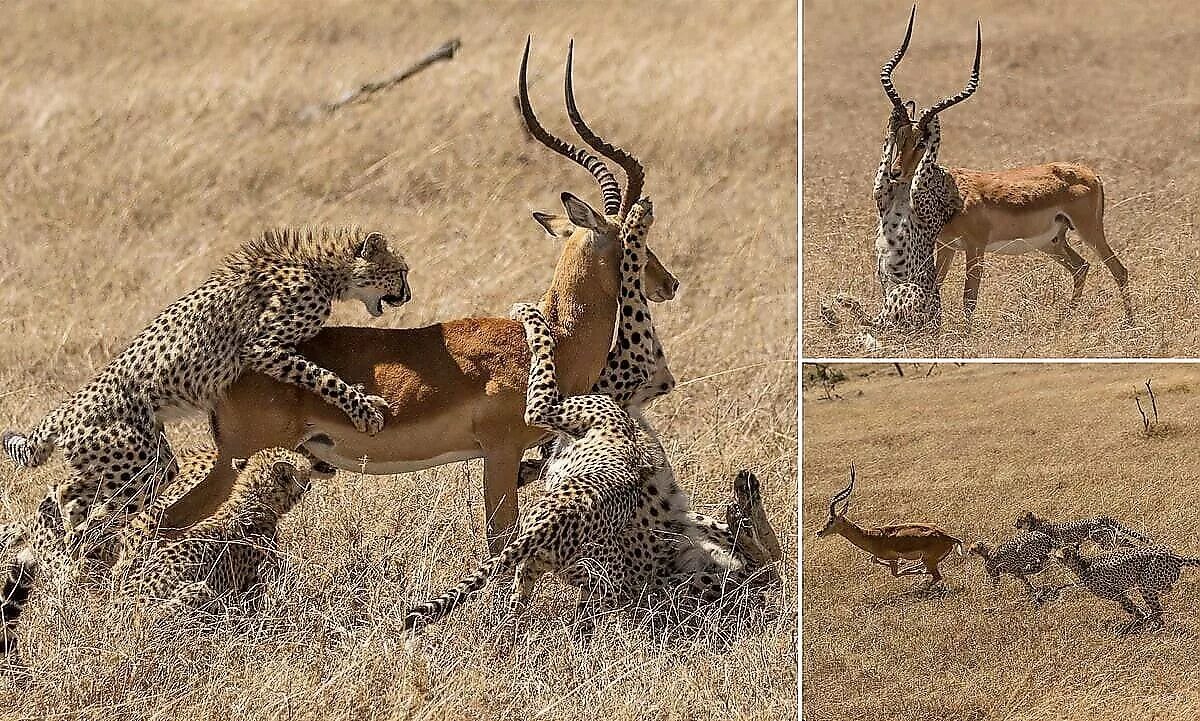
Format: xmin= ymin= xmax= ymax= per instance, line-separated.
xmin=3 ymin=227 xmax=407 ymax=556
xmin=158 ymin=39 xmax=679 ymax=556
xmin=830 ymin=7 xmax=1131 ymax=337
xmin=117 ymin=448 xmax=313 ymax=610
xmin=403 ymin=200 xmax=781 ymax=632
xmin=1054 ymin=543 xmax=1200 ymax=635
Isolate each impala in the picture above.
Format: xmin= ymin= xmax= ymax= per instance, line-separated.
xmin=157 ymin=39 xmax=678 ymax=555
xmin=882 ymin=6 xmax=1132 ymax=320
xmin=816 ymin=466 xmax=963 ymax=588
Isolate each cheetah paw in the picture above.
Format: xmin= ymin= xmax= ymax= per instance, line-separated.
xmin=360 ymin=394 xmax=389 ymax=436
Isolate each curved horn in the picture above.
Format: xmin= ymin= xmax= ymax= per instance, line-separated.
xmin=917 ymin=22 xmax=982 ymax=129
xmin=564 ymin=40 xmax=645 ymax=218
xmin=880 ymin=5 xmax=916 ymax=115
xmin=518 ymin=37 xmax=622 ymax=214
xmin=828 ymin=466 xmax=856 ymax=515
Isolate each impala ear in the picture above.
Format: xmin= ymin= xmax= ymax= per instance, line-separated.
xmin=532 ymin=211 xmax=576 ymax=238
xmin=560 ymin=192 xmax=605 ymax=231
xmin=231 ymin=457 xmax=249 ymax=472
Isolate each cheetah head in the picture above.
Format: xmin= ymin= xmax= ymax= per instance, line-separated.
xmin=345 ymin=232 xmax=411 ymax=318
xmin=532 ymin=192 xmax=678 ymax=304
xmin=1014 ymin=510 xmax=1041 ymax=531
xmin=232 ymin=448 xmax=314 ymax=514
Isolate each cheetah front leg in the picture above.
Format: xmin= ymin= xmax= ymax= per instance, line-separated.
xmin=242 ymin=342 xmax=388 ymax=435
xmin=509 ymin=304 xmax=625 ymax=436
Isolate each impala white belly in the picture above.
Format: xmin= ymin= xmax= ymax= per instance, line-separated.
xmin=301 ymin=439 xmax=482 ymax=475
xmin=945 ymin=213 xmax=1072 ymax=255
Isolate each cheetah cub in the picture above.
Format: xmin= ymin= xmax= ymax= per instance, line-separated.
xmin=118 ymin=448 xmax=313 ymax=610
xmin=1014 ymin=511 xmax=1150 ymax=550
xmin=3 ymin=227 xmax=407 ymax=557
xmin=1055 ymin=543 xmax=1200 ymax=634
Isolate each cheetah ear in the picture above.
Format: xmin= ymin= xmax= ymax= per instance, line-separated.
xmin=531 ymin=211 xmax=575 ymax=238
xmin=231 ymin=457 xmax=249 ymax=472
xmin=357 ymin=232 xmax=387 ymax=259
xmin=560 ymin=192 xmax=605 ymax=232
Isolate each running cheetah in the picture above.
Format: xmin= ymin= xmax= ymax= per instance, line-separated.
xmin=403 ymin=200 xmax=780 ymax=632
xmin=3 ymin=227 xmax=408 ymax=555
xmin=1015 ymin=511 xmax=1150 ymax=550
xmin=969 ymin=531 xmax=1057 ymax=600
xmin=1055 ymin=543 xmax=1200 ymax=634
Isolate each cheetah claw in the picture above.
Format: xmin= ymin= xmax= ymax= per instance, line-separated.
xmin=360 ymin=394 xmax=389 ymax=436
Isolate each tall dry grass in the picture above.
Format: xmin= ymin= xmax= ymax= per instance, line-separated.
xmin=0 ymin=1 xmax=798 ymax=718
xmin=802 ymin=0 xmax=1200 ymax=358
xmin=803 ymin=363 xmax=1200 ymax=720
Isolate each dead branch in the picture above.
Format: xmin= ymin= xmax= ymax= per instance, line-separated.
xmin=1146 ymin=379 xmax=1158 ymax=423
xmin=1136 ymin=397 xmax=1150 ymax=434
xmin=309 ymin=38 xmax=462 ymax=117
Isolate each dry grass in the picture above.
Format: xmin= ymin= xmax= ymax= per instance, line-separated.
xmin=802 ymin=0 xmax=1200 ymax=358
xmin=0 ymin=1 xmax=797 ymax=718
xmin=803 ymin=363 xmax=1200 ymax=720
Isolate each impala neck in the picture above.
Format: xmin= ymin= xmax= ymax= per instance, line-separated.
xmin=537 ymin=233 xmax=619 ymax=397
xmin=834 ymin=519 xmax=885 ymax=556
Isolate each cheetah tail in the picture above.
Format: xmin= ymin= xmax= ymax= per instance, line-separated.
xmin=1179 ymin=557 xmax=1200 ymax=569
xmin=402 ymin=539 xmax=527 ymax=631
xmin=1 ymin=548 xmax=39 ymax=659
xmin=2 ymin=410 xmax=61 ymax=469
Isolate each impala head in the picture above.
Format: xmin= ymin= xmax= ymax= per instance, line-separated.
xmin=880 ymin=6 xmax=982 ymax=180
xmin=345 ymin=231 xmax=412 ymax=318
xmin=519 ymin=37 xmax=678 ymax=303
xmin=816 ymin=466 xmax=856 ymax=538
xmin=726 ymin=470 xmax=785 ymax=572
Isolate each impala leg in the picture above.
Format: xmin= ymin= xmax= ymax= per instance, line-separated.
xmin=935 ymin=243 xmax=956 ymax=286
xmin=1042 ymin=229 xmax=1090 ymax=305
xmin=963 ymin=246 xmax=985 ymax=318
xmin=480 ymin=444 xmax=524 ymax=557
xmin=1075 ymin=216 xmax=1132 ymax=321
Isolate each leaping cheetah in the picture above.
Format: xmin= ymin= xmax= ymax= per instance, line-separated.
xmin=3 ymin=227 xmax=407 ymax=556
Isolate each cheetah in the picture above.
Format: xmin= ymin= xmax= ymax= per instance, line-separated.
xmin=969 ymin=531 xmax=1059 ymax=602
xmin=2 ymin=227 xmax=407 ymax=557
xmin=1014 ymin=511 xmax=1150 ymax=550
xmin=118 ymin=448 xmax=313 ymax=610
xmin=1 ymin=448 xmax=313 ymax=658
xmin=403 ymin=200 xmax=781 ymax=632
xmin=1054 ymin=544 xmax=1200 ymax=634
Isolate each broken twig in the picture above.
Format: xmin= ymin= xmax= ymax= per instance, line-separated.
xmin=307 ymin=38 xmax=462 ymax=118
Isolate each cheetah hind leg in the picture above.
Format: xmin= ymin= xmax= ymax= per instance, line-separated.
xmin=1113 ymin=592 xmax=1149 ymax=635
xmin=1138 ymin=587 xmax=1166 ymax=631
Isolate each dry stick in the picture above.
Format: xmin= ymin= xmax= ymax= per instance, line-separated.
xmin=1146 ymin=379 xmax=1158 ymax=423
xmin=316 ymin=38 xmax=462 ymax=116
xmin=1136 ymin=396 xmax=1149 ymax=434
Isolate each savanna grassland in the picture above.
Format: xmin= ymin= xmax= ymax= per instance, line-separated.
xmin=803 ymin=363 xmax=1200 ymax=720
xmin=0 ymin=2 xmax=798 ymax=719
xmin=802 ymin=0 xmax=1200 ymax=358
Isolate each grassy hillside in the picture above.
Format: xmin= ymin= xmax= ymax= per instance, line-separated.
xmin=804 ymin=363 xmax=1200 ymax=720
xmin=0 ymin=2 xmax=798 ymax=718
